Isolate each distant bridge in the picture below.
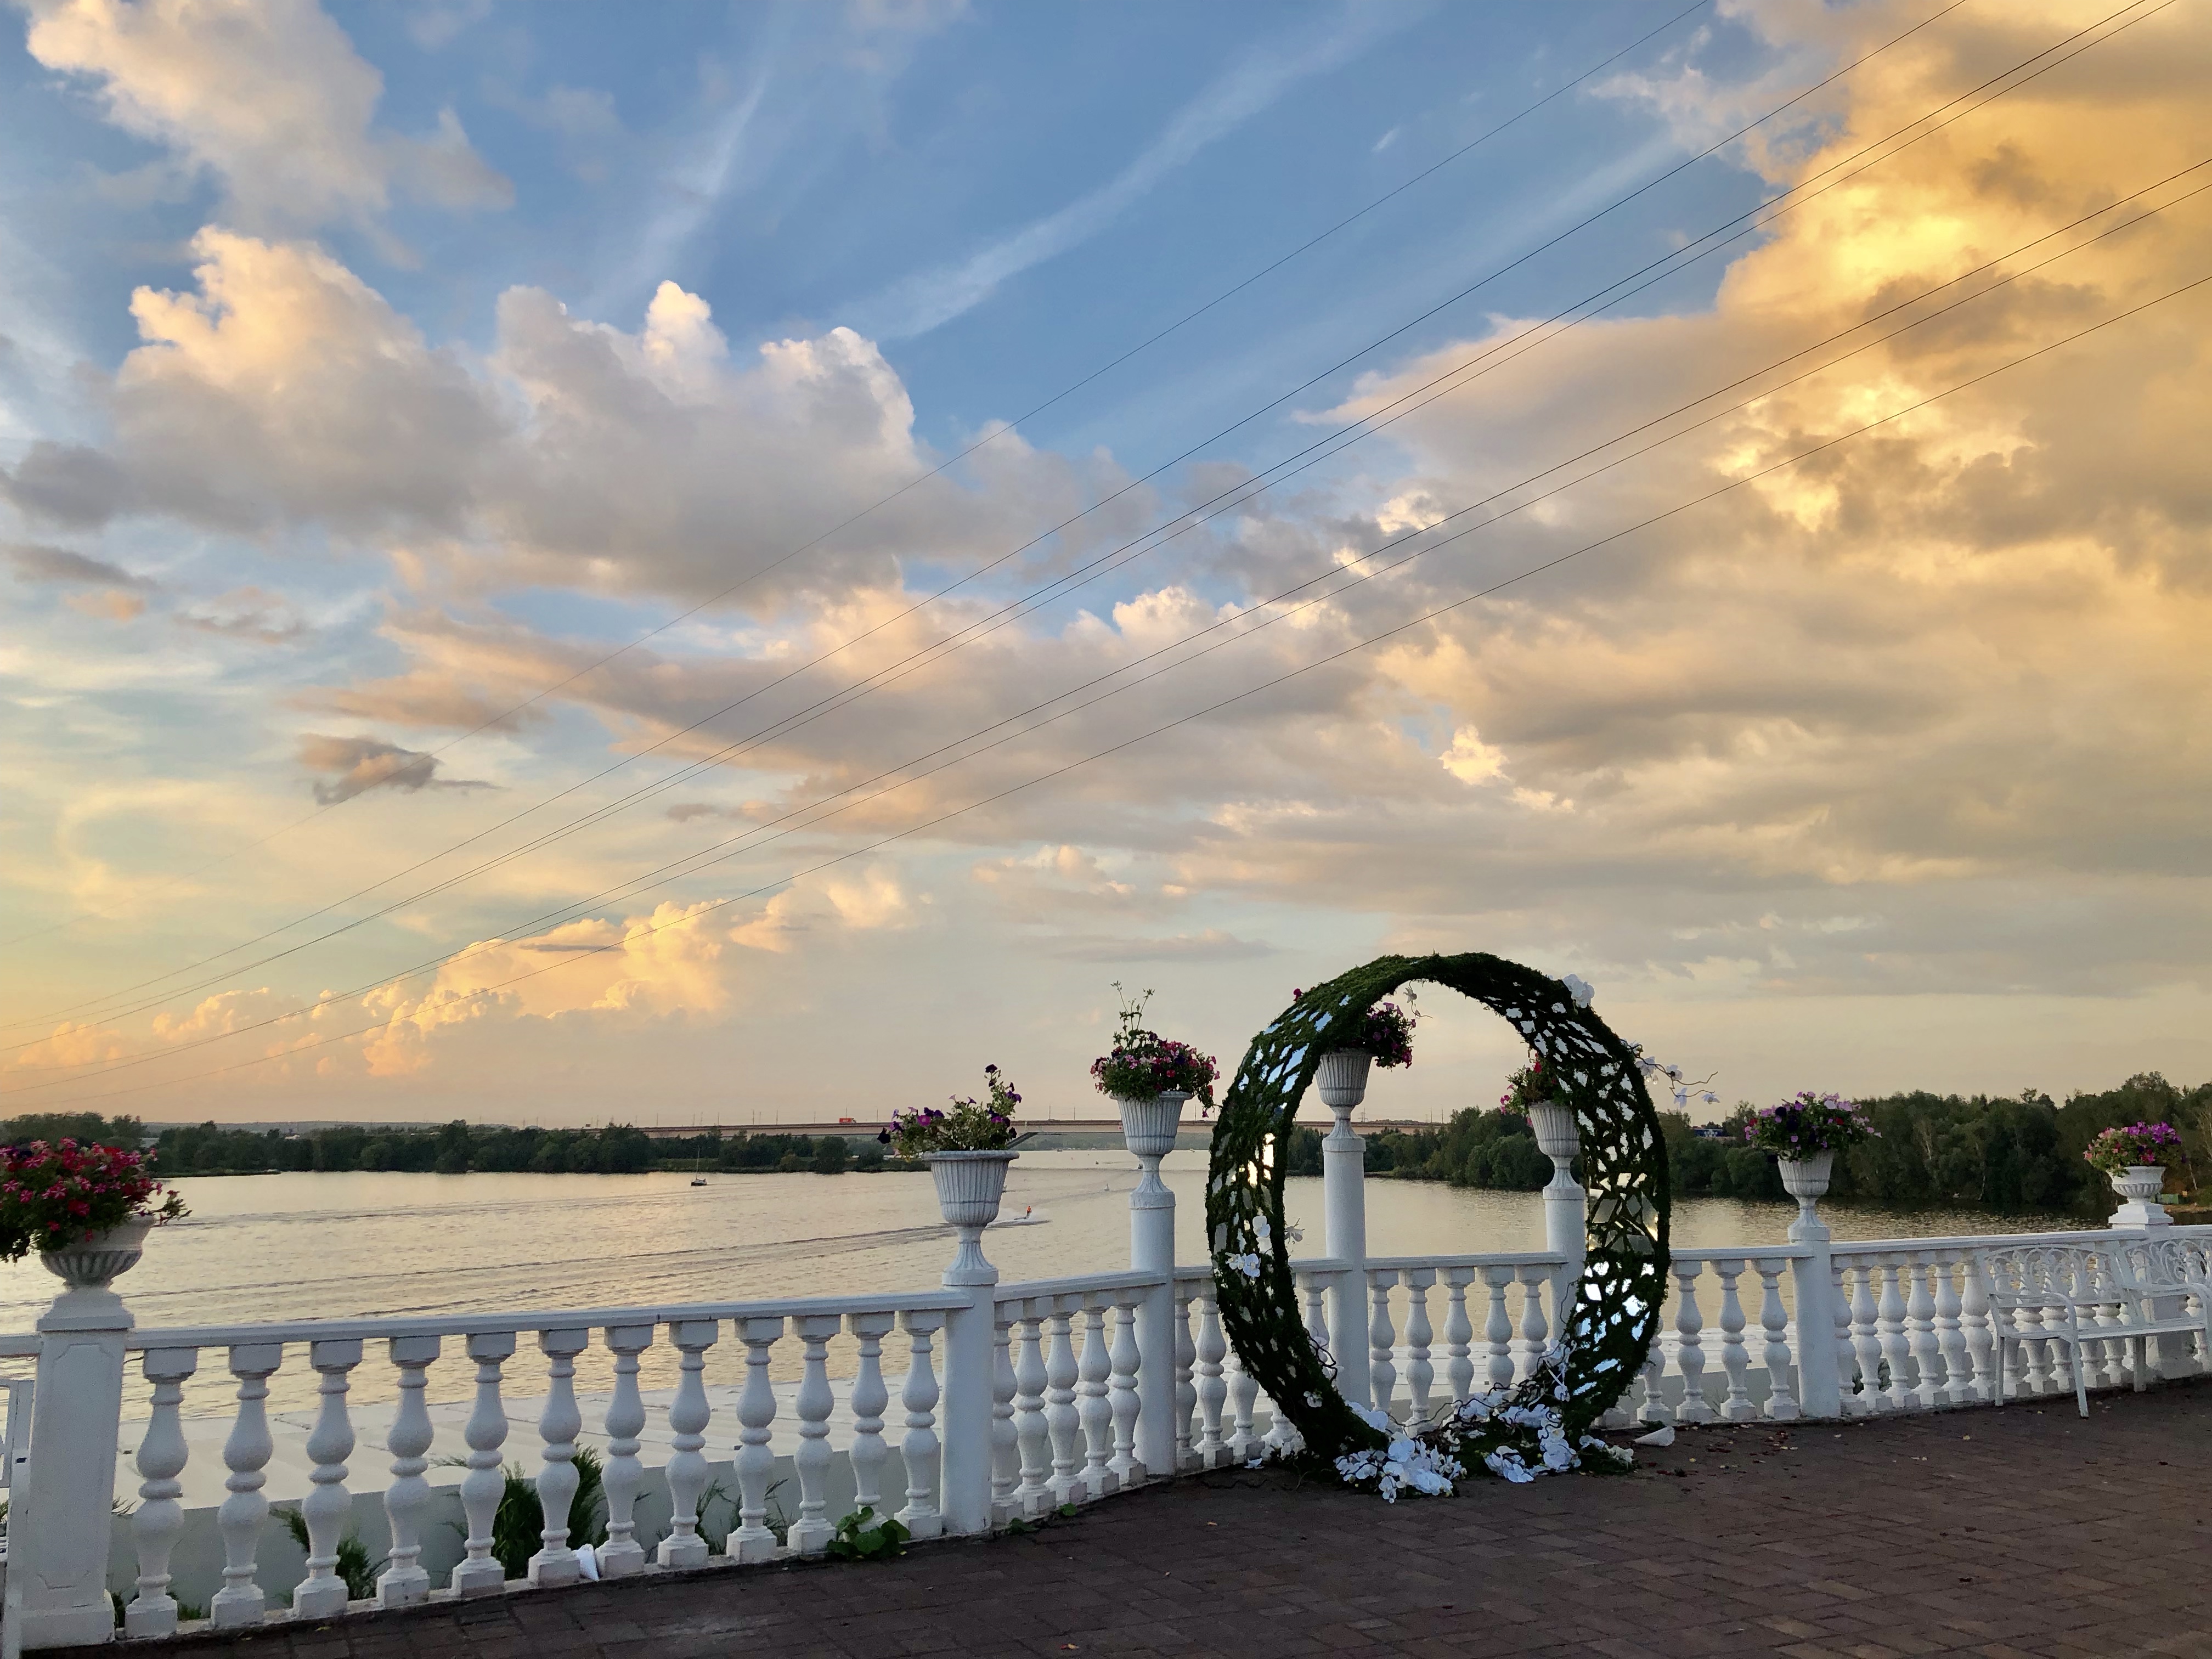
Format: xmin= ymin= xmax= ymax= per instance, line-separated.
xmin=636 ymin=1118 xmax=1437 ymax=1142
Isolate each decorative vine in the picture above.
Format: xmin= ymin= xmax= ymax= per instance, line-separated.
xmin=1204 ymin=952 xmax=1669 ymax=1469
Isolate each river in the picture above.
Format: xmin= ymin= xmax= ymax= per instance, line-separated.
xmin=0 ymin=1157 xmax=2077 ymax=1417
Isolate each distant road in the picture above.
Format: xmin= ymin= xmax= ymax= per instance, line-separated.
xmin=636 ymin=1118 xmax=1436 ymax=1141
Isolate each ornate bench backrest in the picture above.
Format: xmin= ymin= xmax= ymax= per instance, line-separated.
xmin=2118 ymin=1235 xmax=2212 ymax=1294
xmin=1980 ymin=1243 xmax=2119 ymax=1304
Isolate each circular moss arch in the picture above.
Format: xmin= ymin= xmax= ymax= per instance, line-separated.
xmin=1204 ymin=951 xmax=1669 ymax=1463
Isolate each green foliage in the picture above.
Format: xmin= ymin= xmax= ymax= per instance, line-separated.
xmin=277 ymin=1507 xmax=383 ymax=1601
xmin=811 ymin=1135 xmax=851 ymax=1174
xmin=823 ymin=1505 xmax=909 ymax=1561
xmin=0 ymin=1113 xmax=143 ymax=1148
xmin=438 ymin=1447 xmax=607 ymax=1581
xmin=1365 ymin=1072 xmax=2212 ymax=1216
xmin=140 ymin=1120 xmax=657 ymax=1177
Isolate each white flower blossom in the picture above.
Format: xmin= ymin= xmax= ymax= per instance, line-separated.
xmin=1561 ymin=974 xmax=1595 ymax=1008
xmin=1223 ymin=1251 xmax=1262 ymax=1279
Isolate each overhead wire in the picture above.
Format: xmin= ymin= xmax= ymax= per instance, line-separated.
xmin=31 ymin=261 xmax=2211 ymax=1108
xmin=11 ymin=0 xmax=2081 ymax=1038
xmin=1 ymin=0 xmax=1984 ymax=1025
xmin=0 ymin=1 xmax=1713 ymax=954
xmin=16 ymin=156 xmax=2205 ymax=1095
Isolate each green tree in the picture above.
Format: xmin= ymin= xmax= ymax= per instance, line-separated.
xmin=811 ymin=1136 xmax=850 ymax=1175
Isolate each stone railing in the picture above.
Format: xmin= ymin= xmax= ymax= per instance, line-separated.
xmin=2 ymin=1083 xmax=2203 ymax=1652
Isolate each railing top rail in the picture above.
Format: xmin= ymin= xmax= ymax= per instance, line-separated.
xmin=1366 ymin=1251 xmax=1569 ymax=1272
xmin=74 ymin=1287 xmax=974 ymax=1353
xmin=1829 ymin=1224 xmax=2210 ymax=1258
xmin=1668 ymin=1244 xmax=1815 ymax=1263
xmin=995 ymin=1268 xmax=1167 ymax=1304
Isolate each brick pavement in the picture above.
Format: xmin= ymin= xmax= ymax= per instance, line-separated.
xmin=69 ymin=1381 xmax=2212 ymax=1659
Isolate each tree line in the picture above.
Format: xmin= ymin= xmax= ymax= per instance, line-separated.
xmin=0 ymin=1113 xmax=899 ymax=1178
xmin=1350 ymin=1072 xmax=2209 ymax=1215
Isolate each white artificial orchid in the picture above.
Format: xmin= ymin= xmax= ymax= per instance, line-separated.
xmin=1560 ymin=973 xmax=1595 ymax=1008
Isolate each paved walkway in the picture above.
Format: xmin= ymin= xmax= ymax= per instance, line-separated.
xmin=78 ymin=1383 xmax=2212 ymax=1659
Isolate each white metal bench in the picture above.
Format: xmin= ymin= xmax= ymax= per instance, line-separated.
xmin=1984 ymin=1242 xmax=2212 ymax=1417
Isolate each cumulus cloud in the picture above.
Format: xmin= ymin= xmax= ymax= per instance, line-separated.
xmin=20 ymin=0 xmax=511 ymax=238
xmin=296 ymin=733 xmax=489 ymax=804
xmin=176 ymin=584 xmax=307 ymax=643
xmin=8 ymin=540 xmax=156 ymax=619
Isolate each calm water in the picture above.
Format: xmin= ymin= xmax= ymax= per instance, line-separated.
xmin=0 ymin=1157 xmax=2069 ymax=1416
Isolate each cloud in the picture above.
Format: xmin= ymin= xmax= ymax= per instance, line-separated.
xmin=20 ymin=0 xmax=511 ymax=238
xmin=296 ymin=733 xmax=489 ymax=804
xmin=851 ymin=5 xmax=1410 ymax=338
xmin=176 ymin=584 xmax=306 ymax=643
xmin=6 ymin=541 xmax=154 ymax=588
xmin=1049 ymin=929 xmax=1278 ymax=963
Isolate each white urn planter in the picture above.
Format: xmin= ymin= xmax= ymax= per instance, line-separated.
xmin=2109 ymin=1164 xmax=2171 ymax=1228
xmin=38 ymin=1216 xmax=153 ymax=1292
xmin=1116 ymin=1090 xmax=1190 ymax=1161
xmin=1525 ymin=1101 xmax=1579 ymax=1169
xmin=1778 ymin=1150 xmax=1834 ymax=1242
xmin=1314 ymin=1048 xmax=1372 ymax=1110
xmin=926 ymin=1149 xmax=1018 ymax=1283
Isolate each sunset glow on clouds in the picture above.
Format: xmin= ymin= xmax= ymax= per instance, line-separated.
xmin=1 ymin=0 xmax=2206 ymax=1122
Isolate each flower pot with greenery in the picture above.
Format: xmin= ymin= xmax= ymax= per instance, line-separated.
xmin=0 ymin=1138 xmax=187 ymax=1294
xmin=1742 ymin=1092 xmax=1875 ymax=1239
xmin=1091 ymin=985 xmax=1220 ymax=1156
xmin=2086 ymin=1122 xmax=2182 ymax=1227
xmin=884 ymin=1068 xmax=1023 ymax=1231
xmin=1305 ymin=989 xmax=1419 ymax=1111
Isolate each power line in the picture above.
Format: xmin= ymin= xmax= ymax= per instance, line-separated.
xmin=0 ymin=1 xmax=1711 ymax=956
xmin=8 ymin=0 xmax=2036 ymax=1037
xmin=19 ymin=208 xmax=2205 ymax=1100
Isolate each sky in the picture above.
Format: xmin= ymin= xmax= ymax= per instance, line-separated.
xmin=1 ymin=0 xmax=2207 ymax=1127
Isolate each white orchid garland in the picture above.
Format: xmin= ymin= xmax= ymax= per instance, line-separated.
xmin=1331 ymin=1350 xmax=1634 ymax=1500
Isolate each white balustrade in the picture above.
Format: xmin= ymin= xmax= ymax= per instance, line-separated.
xmin=125 ymin=1348 xmax=198 ymax=1639
xmin=212 ymin=1343 xmax=281 ymax=1629
xmin=896 ymin=1307 xmax=945 ymax=1539
xmin=293 ymin=1337 xmax=363 ymax=1617
xmin=788 ymin=1312 xmax=842 ymax=1554
xmin=9 ymin=1158 xmax=2205 ymax=1655
xmin=731 ymin=1315 xmax=783 ymax=1563
xmin=599 ymin=1324 xmax=652 ymax=1578
xmin=454 ymin=1330 xmax=516 ymax=1592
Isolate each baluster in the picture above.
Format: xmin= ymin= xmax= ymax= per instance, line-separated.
xmin=294 ymin=1338 xmax=363 ymax=1617
xmin=1962 ymin=1256 xmax=1996 ymax=1402
xmin=599 ymin=1324 xmax=652 ymax=1578
xmin=732 ymin=1315 xmax=783 ymax=1562
xmin=1194 ymin=1282 xmax=1227 ymax=1465
xmin=2016 ymin=1297 xmax=2053 ymax=1396
xmin=1514 ymin=1266 xmax=1550 ymax=1384
xmin=378 ymin=1336 xmax=442 ymax=1610
xmin=1848 ymin=1262 xmax=1884 ymax=1412
xmin=1634 ymin=1329 xmax=1672 ymax=1426
xmin=2086 ymin=1259 xmax=2122 ymax=1389
xmin=528 ymin=1328 xmax=589 ymax=1586
xmin=1829 ymin=1259 xmax=1862 ymax=1415
xmin=213 ymin=1342 xmax=283 ymax=1628
xmin=1226 ymin=1346 xmax=1260 ymax=1460
xmin=1013 ymin=1306 xmax=1052 ymax=1514
xmin=1045 ymin=1303 xmax=1084 ymax=1501
xmin=1672 ymin=1263 xmax=1713 ymax=1424
xmin=377 ymin=1335 xmax=438 ymax=1607
xmin=1300 ymin=1271 xmax=1331 ymax=1369
xmin=989 ymin=1304 xmax=1018 ymax=1524
xmin=127 ymin=1347 xmax=199 ymax=1639
xmin=452 ymin=1331 xmax=516 ymax=1593
xmin=1368 ymin=1270 xmax=1398 ymax=1419
xmin=1443 ymin=1267 xmax=1475 ymax=1404
xmin=1403 ymin=1268 xmax=1435 ymax=1420
xmin=1904 ymin=1254 xmax=1941 ymax=1407
xmin=851 ymin=1311 xmax=898 ymax=1521
xmin=1755 ymin=1259 xmax=1798 ymax=1420
xmin=1172 ymin=1286 xmax=1199 ymax=1471
xmin=1933 ymin=1258 xmax=1966 ymax=1409
xmin=1480 ymin=1266 xmax=1515 ymax=1393
xmin=787 ymin=1313 xmax=840 ymax=1554
xmin=1875 ymin=1260 xmax=1911 ymax=1409
xmin=896 ymin=1309 xmax=945 ymax=1539
xmin=1712 ymin=1259 xmax=1753 ymax=1421
xmin=1076 ymin=1298 xmax=1115 ymax=1499
xmin=654 ymin=1320 xmax=717 ymax=1568
xmin=1108 ymin=1290 xmax=1143 ymax=1483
